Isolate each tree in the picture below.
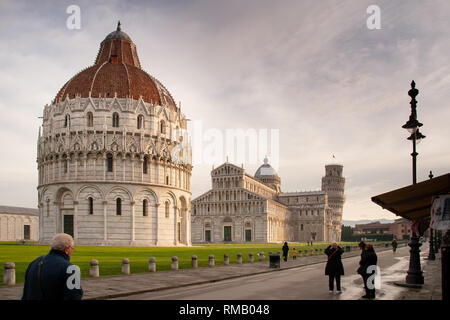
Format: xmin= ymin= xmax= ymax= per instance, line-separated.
xmin=341 ymin=225 xmax=354 ymax=241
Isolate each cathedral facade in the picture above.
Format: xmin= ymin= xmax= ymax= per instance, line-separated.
xmin=191 ymin=159 xmax=345 ymax=243
xmin=37 ymin=23 xmax=192 ymax=246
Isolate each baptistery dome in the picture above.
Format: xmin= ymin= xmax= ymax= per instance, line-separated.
xmin=37 ymin=23 xmax=192 ymax=247
xmin=55 ymin=22 xmax=177 ymax=111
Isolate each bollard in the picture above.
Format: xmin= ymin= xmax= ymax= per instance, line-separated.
xmin=224 ymin=254 xmax=229 ymax=265
xmin=315 ymin=248 xmax=318 ymax=255
xmin=237 ymin=253 xmax=242 ymax=264
xmin=310 ymin=248 xmax=314 ymax=256
xmin=249 ymin=252 xmax=254 ymax=263
xmin=345 ymin=246 xmax=351 ymax=252
xmin=303 ymin=249 xmax=307 ymax=257
xmin=277 ymin=251 xmax=281 ymax=257
xmin=122 ymin=258 xmax=130 ymax=275
xmin=171 ymin=256 xmax=179 ymax=270
xmin=259 ymin=252 xmax=265 ymax=262
xmin=209 ymin=255 xmax=215 ymax=267
xmin=268 ymin=251 xmax=273 ymax=255
xmin=191 ymin=255 xmax=198 ymax=269
xmin=3 ymin=262 xmax=15 ymax=286
xmin=148 ymin=257 xmax=156 ymax=272
xmin=269 ymin=254 xmax=280 ymax=268
xmin=90 ymin=259 xmax=99 ymax=277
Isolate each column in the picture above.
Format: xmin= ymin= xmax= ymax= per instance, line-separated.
xmin=122 ymin=154 xmax=126 ymax=181
xmin=103 ymin=200 xmax=108 ymax=241
xmin=155 ymin=203 xmax=160 ymax=245
xmin=73 ymin=201 xmax=78 ymax=242
xmin=131 ymin=154 xmax=135 ymax=181
xmin=174 ymin=206 xmax=178 ymax=245
xmin=131 ymin=201 xmax=135 ymax=242
xmin=113 ymin=154 xmax=117 ymax=181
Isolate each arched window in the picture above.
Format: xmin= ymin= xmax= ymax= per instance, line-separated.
xmin=112 ymin=112 xmax=119 ymax=127
xmin=64 ymin=114 xmax=70 ymax=128
xmin=116 ymin=198 xmax=122 ymax=215
xmin=165 ymin=201 xmax=170 ymax=218
xmin=160 ymin=120 xmax=166 ymax=134
xmin=301 ymin=224 xmax=304 ymax=231
xmin=106 ymin=153 xmax=113 ymax=172
xmin=143 ymin=199 xmax=148 ymax=216
xmin=87 ymin=112 xmax=94 ymax=127
xmin=88 ymin=197 xmax=94 ymax=215
xmin=137 ymin=115 xmax=144 ymax=129
xmin=166 ymin=175 xmax=169 ymax=185
xmin=143 ymin=156 xmax=148 ymax=174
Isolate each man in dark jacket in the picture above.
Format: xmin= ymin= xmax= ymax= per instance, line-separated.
xmin=325 ymin=243 xmax=344 ymax=293
xmin=22 ymin=233 xmax=83 ymax=300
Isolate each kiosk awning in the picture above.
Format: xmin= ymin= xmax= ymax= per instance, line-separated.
xmin=371 ymin=173 xmax=450 ymax=222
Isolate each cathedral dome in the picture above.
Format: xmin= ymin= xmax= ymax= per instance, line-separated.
xmin=255 ymin=156 xmax=278 ymax=178
xmin=54 ymin=22 xmax=177 ymax=111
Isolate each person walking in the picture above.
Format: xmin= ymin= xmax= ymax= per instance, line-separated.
xmin=358 ymin=244 xmax=378 ymax=299
xmin=282 ymin=242 xmax=289 ymax=262
xmin=324 ymin=242 xmax=344 ymax=293
xmin=292 ymin=248 xmax=297 ymax=260
xmin=391 ymin=239 xmax=398 ymax=253
xmin=22 ymin=233 xmax=83 ymax=300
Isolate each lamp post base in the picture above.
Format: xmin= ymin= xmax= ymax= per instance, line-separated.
xmin=405 ymin=235 xmax=424 ymax=285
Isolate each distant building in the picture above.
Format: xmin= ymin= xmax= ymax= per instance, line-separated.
xmin=354 ymin=218 xmax=411 ymax=240
xmin=0 ymin=205 xmax=39 ymax=241
xmin=191 ymin=158 xmax=345 ymax=243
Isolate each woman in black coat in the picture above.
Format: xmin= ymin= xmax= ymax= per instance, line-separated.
xmin=282 ymin=242 xmax=289 ymax=262
xmin=358 ymin=244 xmax=378 ymax=299
xmin=325 ymin=243 xmax=344 ymax=293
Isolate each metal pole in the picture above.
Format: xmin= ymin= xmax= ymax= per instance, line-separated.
xmin=428 ymin=228 xmax=435 ymax=261
xmin=412 ymin=134 xmax=417 ymax=185
xmin=442 ymin=230 xmax=450 ymax=302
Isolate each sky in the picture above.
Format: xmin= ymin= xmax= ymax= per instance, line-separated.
xmin=0 ymin=0 xmax=449 ymax=221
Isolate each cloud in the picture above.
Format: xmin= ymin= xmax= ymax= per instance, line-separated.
xmin=0 ymin=0 xmax=448 ymax=221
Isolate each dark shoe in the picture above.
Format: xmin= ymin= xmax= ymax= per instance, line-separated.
xmin=361 ymin=295 xmax=370 ymax=299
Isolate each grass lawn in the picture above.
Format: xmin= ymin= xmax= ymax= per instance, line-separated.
xmin=0 ymin=241 xmax=384 ymax=285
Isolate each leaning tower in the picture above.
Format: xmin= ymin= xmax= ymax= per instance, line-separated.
xmin=321 ymin=164 xmax=346 ymax=242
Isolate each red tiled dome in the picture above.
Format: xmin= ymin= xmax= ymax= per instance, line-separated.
xmin=55 ymin=22 xmax=177 ymax=110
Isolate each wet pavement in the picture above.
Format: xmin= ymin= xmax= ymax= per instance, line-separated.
xmin=0 ymin=242 xmax=441 ymax=300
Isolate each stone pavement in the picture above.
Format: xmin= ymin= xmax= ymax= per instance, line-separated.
xmin=0 ymin=242 xmax=441 ymax=300
xmin=396 ymin=248 xmax=443 ymax=300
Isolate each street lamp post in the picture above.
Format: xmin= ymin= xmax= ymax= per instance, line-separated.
xmin=402 ymin=80 xmax=425 ymax=285
xmin=427 ymin=171 xmax=435 ymax=260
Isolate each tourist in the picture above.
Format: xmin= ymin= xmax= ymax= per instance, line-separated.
xmin=282 ymin=242 xmax=289 ymax=262
xmin=358 ymin=244 xmax=378 ymax=299
xmin=357 ymin=241 xmax=367 ymax=293
xmin=292 ymin=248 xmax=297 ymax=260
xmin=391 ymin=239 xmax=398 ymax=253
xmin=324 ymin=242 xmax=344 ymax=293
xmin=22 ymin=233 xmax=83 ymax=300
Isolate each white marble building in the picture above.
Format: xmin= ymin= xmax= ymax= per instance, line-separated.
xmin=191 ymin=159 xmax=345 ymax=243
xmin=37 ymin=23 xmax=192 ymax=246
xmin=0 ymin=206 xmax=39 ymax=242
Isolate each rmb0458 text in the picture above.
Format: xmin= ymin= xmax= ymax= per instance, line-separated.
xmin=178 ymin=304 xmax=270 ymax=318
